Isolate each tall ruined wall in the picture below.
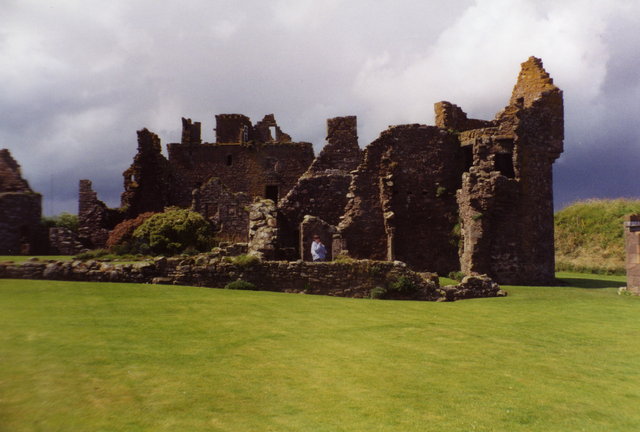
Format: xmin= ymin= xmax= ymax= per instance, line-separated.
xmin=121 ymin=129 xmax=174 ymax=217
xmin=79 ymin=180 xmax=123 ymax=249
xmin=339 ymin=125 xmax=462 ymax=274
xmin=168 ymin=115 xmax=313 ymax=207
xmin=435 ymin=102 xmax=495 ymax=132
xmin=278 ymin=116 xmax=362 ymax=253
xmin=0 ymin=149 xmax=45 ymax=254
xmin=457 ymin=57 xmax=563 ymax=285
xmin=191 ymin=177 xmax=251 ymax=242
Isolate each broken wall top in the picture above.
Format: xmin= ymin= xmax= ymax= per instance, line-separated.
xmin=0 ymin=149 xmax=34 ymax=193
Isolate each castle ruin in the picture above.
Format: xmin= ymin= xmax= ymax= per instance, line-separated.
xmin=2 ymin=57 xmax=564 ymax=285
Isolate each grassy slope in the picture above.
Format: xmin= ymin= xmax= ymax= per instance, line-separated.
xmin=1 ymin=276 xmax=639 ymax=432
xmin=555 ymin=198 xmax=640 ymax=274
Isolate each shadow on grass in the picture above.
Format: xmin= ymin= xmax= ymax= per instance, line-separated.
xmin=556 ymin=277 xmax=624 ymax=289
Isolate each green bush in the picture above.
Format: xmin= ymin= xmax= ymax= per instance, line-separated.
xmin=224 ymin=280 xmax=257 ymax=290
xmin=42 ymin=212 xmax=79 ymax=232
xmin=132 ymin=208 xmax=213 ymax=255
xmin=369 ymin=286 xmax=387 ymax=299
xmin=74 ymin=249 xmax=109 ymax=260
xmin=447 ymin=271 xmax=465 ymax=281
xmin=229 ymin=254 xmax=260 ymax=267
xmin=388 ymin=276 xmax=418 ymax=295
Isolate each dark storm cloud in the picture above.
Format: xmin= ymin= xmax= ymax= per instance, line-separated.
xmin=1 ymin=0 xmax=639 ymax=214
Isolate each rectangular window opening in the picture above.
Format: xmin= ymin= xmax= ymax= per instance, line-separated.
xmin=265 ymin=185 xmax=279 ymax=202
xmin=495 ymin=153 xmax=515 ymax=178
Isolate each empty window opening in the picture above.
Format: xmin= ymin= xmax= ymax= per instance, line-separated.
xmin=243 ymin=125 xmax=249 ymax=142
xmin=265 ymin=185 xmax=279 ymax=202
xmin=269 ymin=126 xmax=277 ymax=141
xmin=495 ymin=153 xmax=515 ymax=178
xmin=462 ymin=145 xmax=473 ymax=172
xmin=226 ymin=155 xmax=233 ymax=166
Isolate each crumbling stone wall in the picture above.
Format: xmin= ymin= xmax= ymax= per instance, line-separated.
xmin=278 ymin=116 xmax=362 ymax=254
xmin=248 ymin=199 xmax=279 ymax=259
xmin=0 ymin=149 xmax=45 ymax=254
xmin=456 ymin=57 xmax=563 ymax=285
xmin=339 ymin=125 xmax=462 ymax=274
xmin=121 ymin=128 xmax=174 ymax=217
xmin=78 ymin=180 xmax=123 ymax=249
xmin=624 ymin=215 xmax=640 ymax=295
xmin=49 ymin=227 xmax=83 ymax=255
xmin=191 ymin=177 xmax=251 ymax=242
xmin=167 ymin=114 xmax=314 ymax=207
xmin=0 ymin=256 xmax=505 ymax=302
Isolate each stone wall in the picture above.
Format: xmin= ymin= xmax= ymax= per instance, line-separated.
xmin=49 ymin=227 xmax=83 ymax=255
xmin=456 ymin=57 xmax=563 ymax=285
xmin=191 ymin=178 xmax=251 ymax=242
xmin=0 ymin=149 xmax=46 ymax=254
xmin=624 ymin=215 xmax=640 ymax=295
xmin=121 ymin=128 xmax=175 ymax=217
xmin=78 ymin=180 xmax=123 ymax=249
xmin=248 ymin=199 xmax=279 ymax=259
xmin=167 ymin=114 xmax=314 ymax=207
xmin=278 ymin=116 xmax=362 ymax=251
xmin=0 ymin=255 xmax=505 ymax=302
xmin=339 ymin=124 xmax=462 ymax=274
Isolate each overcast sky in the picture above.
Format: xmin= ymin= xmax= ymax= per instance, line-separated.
xmin=2 ymin=0 xmax=639 ymax=215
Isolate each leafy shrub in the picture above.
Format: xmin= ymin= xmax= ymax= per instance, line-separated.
xmin=132 ymin=208 xmax=214 ymax=255
xmin=224 ymin=279 xmax=257 ymax=290
xmin=74 ymin=249 xmax=109 ymax=260
xmin=41 ymin=213 xmax=79 ymax=232
xmin=229 ymin=254 xmax=260 ymax=267
xmin=107 ymin=212 xmax=156 ymax=249
xmin=369 ymin=286 xmax=387 ymax=299
xmin=447 ymin=271 xmax=465 ymax=281
xmin=333 ymin=253 xmax=355 ymax=263
xmin=387 ymin=276 xmax=418 ymax=295
xmin=368 ymin=263 xmax=384 ymax=277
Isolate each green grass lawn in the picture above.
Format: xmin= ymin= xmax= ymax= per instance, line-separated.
xmin=1 ymin=273 xmax=639 ymax=431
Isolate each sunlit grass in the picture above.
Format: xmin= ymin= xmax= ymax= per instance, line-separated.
xmin=1 ymin=274 xmax=639 ymax=431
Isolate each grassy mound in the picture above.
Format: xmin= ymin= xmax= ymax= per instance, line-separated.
xmin=555 ymin=198 xmax=640 ymax=274
xmin=1 ymin=275 xmax=639 ymax=431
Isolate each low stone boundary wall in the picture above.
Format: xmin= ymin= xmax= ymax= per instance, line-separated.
xmin=0 ymin=255 xmax=506 ymax=301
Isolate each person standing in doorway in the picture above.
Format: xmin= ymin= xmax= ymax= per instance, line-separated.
xmin=311 ymin=234 xmax=327 ymax=262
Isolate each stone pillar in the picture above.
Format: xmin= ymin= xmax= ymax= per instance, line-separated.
xmin=624 ymin=215 xmax=640 ymax=294
xmin=248 ymin=199 xmax=278 ymax=259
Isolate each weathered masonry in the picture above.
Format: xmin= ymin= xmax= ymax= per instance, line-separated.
xmin=624 ymin=215 xmax=640 ymax=294
xmin=0 ymin=150 xmax=46 ymax=254
xmin=72 ymin=56 xmax=563 ymax=285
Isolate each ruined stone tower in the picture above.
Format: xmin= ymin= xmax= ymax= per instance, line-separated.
xmin=0 ymin=149 xmax=44 ymax=254
xmin=454 ymin=57 xmax=563 ymax=284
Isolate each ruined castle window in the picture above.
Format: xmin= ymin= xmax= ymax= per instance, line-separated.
xmin=265 ymin=185 xmax=279 ymax=202
xmin=495 ymin=153 xmax=515 ymax=178
xmin=243 ymin=125 xmax=249 ymax=142
xmin=269 ymin=126 xmax=277 ymax=141
xmin=226 ymin=155 xmax=233 ymax=166
xmin=462 ymin=145 xmax=473 ymax=172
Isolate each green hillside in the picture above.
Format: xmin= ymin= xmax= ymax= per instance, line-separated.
xmin=555 ymin=198 xmax=640 ymax=274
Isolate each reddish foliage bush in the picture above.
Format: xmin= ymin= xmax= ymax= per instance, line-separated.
xmin=106 ymin=212 xmax=156 ymax=248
